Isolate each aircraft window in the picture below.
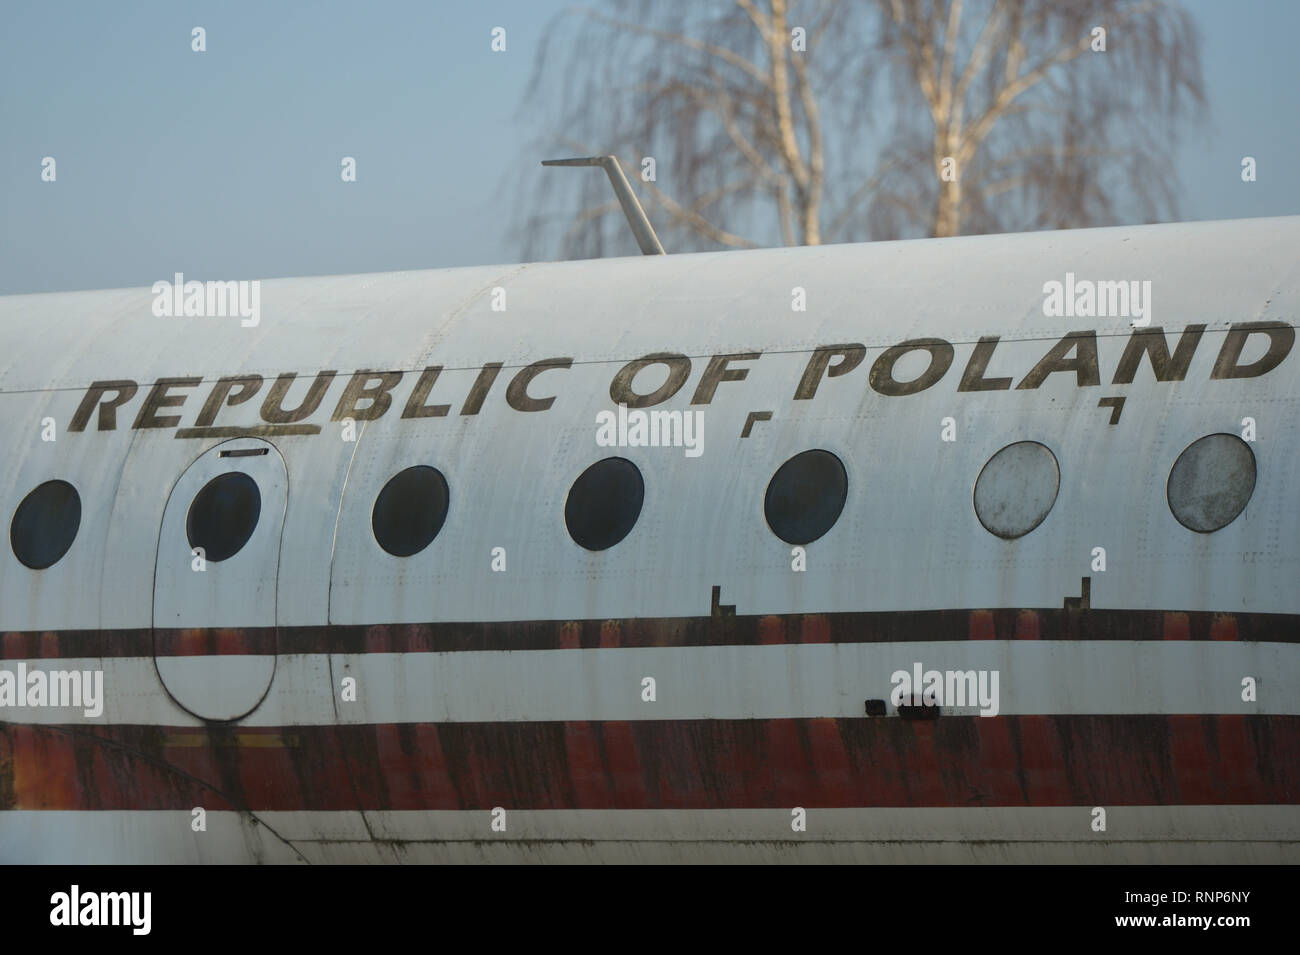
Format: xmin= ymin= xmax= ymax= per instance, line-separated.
xmin=10 ymin=479 xmax=81 ymax=569
xmin=764 ymin=449 xmax=848 ymax=545
xmin=973 ymin=441 xmax=1059 ymax=539
xmin=565 ymin=457 xmax=644 ymax=551
xmin=186 ymin=472 xmax=261 ymax=562
xmin=372 ymin=465 xmax=450 ymax=557
xmin=1167 ymin=433 xmax=1256 ymax=533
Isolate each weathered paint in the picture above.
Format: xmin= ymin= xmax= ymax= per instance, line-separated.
xmin=2 ymin=216 xmax=1299 ymax=861
xmin=4 ymin=716 xmax=1297 ymax=811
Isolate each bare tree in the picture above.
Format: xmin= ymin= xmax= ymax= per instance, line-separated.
xmin=871 ymin=0 xmax=1204 ymax=239
xmin=516 ymin=0 xmax=878 ymax=258
xmin=515 ymin=0 xmax=1203 ymax=259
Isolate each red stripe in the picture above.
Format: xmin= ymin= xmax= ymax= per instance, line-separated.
xmin=154 ymin=628 xmax=277 ymax=656
xmin=2 ymin=715 xmax=1296 ymax=812
xmin=4 ymin=608 xmax=1297 ymax=659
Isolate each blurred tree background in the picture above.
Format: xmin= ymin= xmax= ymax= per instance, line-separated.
xmin=516 ymin=0 xmax=1204 ymax=259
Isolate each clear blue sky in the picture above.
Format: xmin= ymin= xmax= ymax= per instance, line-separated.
xmin=1 ymin=0 xmax=1296 ymax=295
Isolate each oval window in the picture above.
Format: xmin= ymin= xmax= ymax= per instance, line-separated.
xmin=1167 ymin=433 xmax=1256 ymax=533
xmin=763 ymin=449 xmax=848 ymax=545
xmin=973 ymin=441 xmax=1060 ymax=539
xmin=372 ymin=465 xmax=450 ymax=557
xmin=186 ymin=472 xmax=261 ymax=562
xmin=11 ymin=479 xmax=81 ymax=569
xmin=565 ymin=457 xmax=644 ymax=551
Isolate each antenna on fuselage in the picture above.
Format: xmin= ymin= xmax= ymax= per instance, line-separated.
xmin=541 ymin=156 xmax=666 ymax=255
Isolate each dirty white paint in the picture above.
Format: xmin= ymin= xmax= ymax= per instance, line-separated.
xmin=3 ymin=807 xmax=1296 ymax=865
xmin=2 ymin=216 xmax=1298 ymax=863
xmin=2 ymin=640 xmax=1295 ymax=726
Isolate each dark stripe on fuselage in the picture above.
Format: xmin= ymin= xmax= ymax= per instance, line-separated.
xmin=2 ymin=608 xmax=1297 ymax=658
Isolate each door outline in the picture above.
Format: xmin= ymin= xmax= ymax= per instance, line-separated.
xmin=151 ymin=436 xmax=288 ymax=722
